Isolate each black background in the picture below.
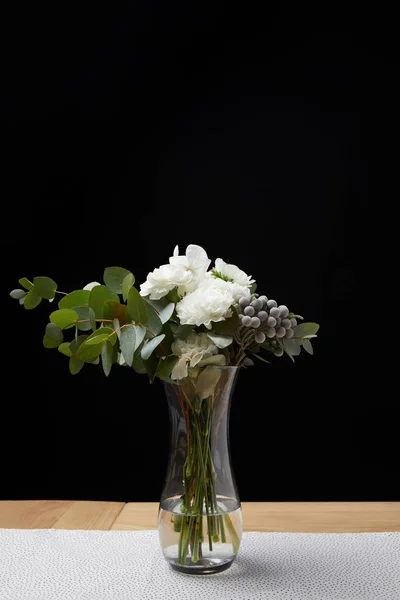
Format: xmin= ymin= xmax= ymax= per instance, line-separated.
xmin=1 ymin=7 xmax=395 ymax=501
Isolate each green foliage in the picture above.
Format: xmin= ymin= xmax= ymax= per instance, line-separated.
xmin=132 ymin=354 xmax=147 ymax=374
xmin=293 ymin=322 xmax=320 ymax=338
xmin=120 ymin=326 xmax=137 ymax=367
xmin=58 ymin=342 xmax=73 ymax=357
xmin=122 ymin=273 xmax=135 ymax=302
xmin=58 ymin=290 xmax=90 ymax=310
xmin=24 ymin=289 xmax=42 ymax=310
xmin=50 ymin=309 xmax=78 ymax=329
xmin=282 ymin=338 xmax=302 ymax=357
xmin=147 ymin=299 xmax=175 ymax=324
xmin=101 ymin=341 xmax=113 ymax=376
xmin=89 ymin=285 xmax=119 ymax=318
xmin=207 ymin=332 xmax=233 ymax=349
xmin=45 ymin=323 xmax=64 ymax=343
xmin=213 ymin=311 xmax=240 ymax=336
xmin=127 ymin=286 xmax=149 ymax=324
xmin=144 ymin=353 xmax=158 ymax=383
xmin=141 ymin=334 xmax=165 ymax=360
xmin=10 ymin=289 xmax=25 ymax=300
xmin=43 ymin=334 xmax=60 ymax=348
xmin=33 ymin=276 xmax=57 ymax=300
xmin=73 ymin=306 xmax=96 ymax=331
xmin=69 ymin=355 xmax=84 ymax=375
xmin=18 ymin=278 xmax=34 ymax=291
xmin=156 ymin=356 xmax=178 ymax=381
xmin=103 ymin=300 xmax=130 ymax=325
xmin=302 ymin=339 xmax=314 ymax=355
xmin=103 ymin=267 xmax=134 ymax=294
xmin=76 ymin=328 xmax=116 ymax=362
xmin=144 ymin=301 xmax=163 ymax=337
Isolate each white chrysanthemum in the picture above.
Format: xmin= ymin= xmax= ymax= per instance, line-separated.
xmin=176 ymin=280 xmax=234 ymax=329
xmin=170 ymin=244 xmax=211 ymax=293
xmin=171 ymin=332 xmax=218 ymax=380
xmin=83 ymin=281 xmax=101 ymax=291
xmin=213 ymin=258 xmax=255 ymax=288
xmin=204 ymin=272 xmax=251 ymax=302
xmin=140 ymin=264 xmax=192 ymax=300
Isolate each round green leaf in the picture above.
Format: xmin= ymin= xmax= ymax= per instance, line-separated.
xmin=69 ymin=355 xmax=84 ymax=375
xmin=18 ymin=277 xmax=34 ymax=291
xmin=69 ymin=335 xmax=88 ymax=355
xmin=84 ymin=327 xmax=116 ymax=346
xmin=43 ymin=334 xmax=60 ymax=348
xmin=122 ymin=272 xmax=135 ymax=302
xmin=58 ymin=342 xmax=73 ymax=358
xmin=10 ymin=289 xmax=26 ymax=300
xmin=45 ymin=323 xmax=64 ymax=343
xmin=141 ymin=334 xmax=165 ymax=360
xmin=50 ymin=309 xmax=78 ymax=329
xmin=294 ymin=322 xmax=319 ymax=338
xmin=103 ymin=301 xmax=130 ymax=325
xmin=127 ymin=286 xmax=149 ymax=324
xmin=24 ymin=289 xmax=42 ymax=310
xmin=89 ymin=285 xmax=119 ymax=318
xmin=73 ymin=305 xmax=96 ymax=331
xmin=103 ymin=266 xmax=133 ymax=294
xmin=58 ymin=290 xmax=90 ymax=310
xmin=33 ymin=276 xmax=57 ymax=300
xmin=101 ymin=341 xmax=113 ymax=376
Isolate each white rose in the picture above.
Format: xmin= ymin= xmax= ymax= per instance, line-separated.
xmin=171 ymin=332 xmax=218 ymax=380
xmin=176 ymin=280 xmax=234 ymax=329
xmin=169 ymin=244 xmax=211 ymax=293
xmin=140 ymin=264 xmax=192 ymax=300
xmin=213 ymin=258 xmax=255 ymax=288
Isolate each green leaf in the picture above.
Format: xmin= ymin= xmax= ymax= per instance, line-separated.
xmin=144 ymin=302 xmax=163 ymax=338
xmin=58 ymin=290 xmax=90 ymax=310
xmin=148 ymin=299 xmax=175 ymax=324
xmin=58 ymin=342 xmax=73 ymax=358
xmin=50 ymin=309 xmax=78 ymax=329
xmin=73 ymin=306 xmax=96 ymax=331
xmin=18 ymin=277 xmax=34 ymax=291
xmin=242 ymin=357 xmax=254 ymax=367
xmin=213 ymin=311 xmax=240 ymax=336
xmin=10 ymin=289 xmax=26 ymax=300
xmin=19 ymin=297 xmax=25 ymax=305
xmin=69 ymin=335 xmax=88 ymax=355
xmin=250 ymin=282 xmax=257 ymax=294
xmin=283 ymin=338 xmax=302 ymax=356
xmin=69 ymin=355 xmax=84 ymax=375
xmin=156 ymin=356 xmax=178 ymax=381
xmin=144 ymin=353 xmax=158 ymax=383
xmin=113 ymin=318 xmax=121 ymax=340
xmin=302 ymin=339 xmax=314 ymax=355
xmin=122 ymin=273 xmax=135 ymax=302
xmin=103 ymin=267 xmax=133 ymax=294
xmin=141 ymin=334 xmax=165 ymax=360
xmin=293 ymin=322 xmax=320 ymax=338
xmin=101 ymin=341 xmax=113 ymax=376
xmin=134 ymin=325 xmax=146 ymax=350
xmin=127 ymin=286 xmax=149 ymax=324
xmin=33 ymin=276 xmax=57 ymax=300
xmin=24 ymin=289 xmax=42 ymax=310
xmin=166 ymin=288 xmax=181 ymax=304
xmin=103 ymin=300 xmax=130 ymax=325
xmin=207 ymin=332 xmax=233 ymax=349
xmin=43 ymin=334 xmax=60 ymax=348
xmin=250 ymin=352 xmax=271 ymax=364
xmin=83 ymin=327 xmax=116 ymax=346
xmin=45 ymin=323 xmax=64 ymax=343
xmin=288 ymin=313 xmax=304 ymax=320
xmin=132 ymin=354 xmax=147 ymax=374
xmin=89 ymin=285 xmax=119 ymax=319
xmin=120 ymin=326 xmax=137 ymax=367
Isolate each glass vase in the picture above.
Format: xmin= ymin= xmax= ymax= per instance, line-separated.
xmin=158 ymin=365 xmax=242 ymax=575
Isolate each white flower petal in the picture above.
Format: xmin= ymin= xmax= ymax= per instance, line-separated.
xmin=173 ymin=245 xmax=179 ymax=256
xmin=83 ymin=281 xmax=101 ymax=291
xmin=171 ymin=356 xmax=189 ymax=380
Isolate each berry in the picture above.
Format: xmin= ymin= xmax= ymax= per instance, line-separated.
xmin=267 ymin=299 xmax=277 ymax=309
xmin=255 ymin=331 xmax=266 ymax=344
xmin=285 ymin=328 xmax=294 ymax=339
xmin=269 ymin=307 xmax=280 ymax=319
xmin=244 ymin=305 xmax=255 ymax=316
xmin=258 ymin=295 xmax=268 ymax=305
xmin=282 ymin=318 xmax=291 ymax=329
xmin=238 ymin=297 xmax=250 ymax=308
xmin=251 ymin=317 xmax=261 ymax=328
xmin=275 ymin=317 xmax=281 ymax=326
xmin=274 ymin=347 xmax=284 ymax=357
xmin=250 ymin=298 xmax=263 ymax=311
xmin=266 ymin=327 xmax=276 ymax=338
xmin=267 ymin=316 xmax=277 ymax=327
xmin=242 ymin=316 xmax=252 ymax=327
xmin=276 ymin=327 xmax=286 ymax=338
xmin=279 ymin=305 xmax=289 ymax=318
xmin=258 ymin=310 xmax=268 ymax=322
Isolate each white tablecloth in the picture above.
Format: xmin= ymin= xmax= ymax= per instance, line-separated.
xmin=0 ymin=529 xmax=399 ymax=599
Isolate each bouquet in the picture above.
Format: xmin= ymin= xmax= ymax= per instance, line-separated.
xmin=10 ymin=244 xmax=319 ymax=568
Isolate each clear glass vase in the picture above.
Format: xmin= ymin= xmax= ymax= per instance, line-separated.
xmin=158 ymin=366 xmax=242 ymax=575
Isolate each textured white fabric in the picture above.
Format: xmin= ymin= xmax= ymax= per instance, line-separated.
xmin=0 ymin=529 xmax=399 ymax=600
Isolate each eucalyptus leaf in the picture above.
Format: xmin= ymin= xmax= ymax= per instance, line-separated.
xmin=213 ymin=311 xmax=240 ymax=336
xmin=294 ymin=322 xmax=320 ymax=338
xmin=69 ymin=355 xmax=84 ymax=375
xmin=242 ymin=357 xmax=254 ymax=366
xmin=10 ymin=289 xmax=25 ymax=300
xmin=24 ymin=289 xmax=42 ymax=310
xmin=69 ymin=335 xmax=88 ymax=355
xmin=89 ymin=285 xmax=119 ymax=319
xmin=283 ymin=338 xmax=302 ymax=356
xmin=101 ymin=341 xmax=113 ymax=376
xmin=113 ymin=318 xmax=121 ymax=340
xmin=103 ymin=267 xmax=133 ymax=294
xmin=58 ymin=342 xmax=73 ymax=358
xmin=103 ymin=300 xmax=130 ymax=325
xmin=207 ymin=332 xmax=233 ymax=349
xmin=122 ymin=272 xmax=135 ymax=302
xmin=83 ymin=327 xmax=116 ymax=346
xmin=33 ymin=276 xmax=57 ymax=300
xmin=132 ymin=354 xmax=147 ymax=374
xmin=18 ymin=277 xmax=34 ymax=291
xmin=120 ymin=326 xmax=137 ymax=367
xmin=302 ymin=339 xmax=314 ymax=355
xmin=156 ymin=356 xmax=178 ymax=381
xmin=134 ymin=325 xmax=146 ymax=350
xmin=148 ymin=299 xmax=175 ymax=324
xmin=141 ymin=334 xmax=165 ymax=360
xmin=127 ymin=286 xmax=149 ymax=324
xmin=43 ymin=334 xmax=60 ymax=348
xmin=19 ymin=297 xmax=25 ymax=305
xmin=58 ymin=290 xmax=90 ymax=310
xmin=143 ymin=353 xmax=158 ymax=383
xmin=250 ymin=352 xmax=271 ymax=364
xmin=73 ymin=305 xmax=96 ymax=331
xmin=50 ymin=309 xmax=78 ymax=329
xmin=45 ymin=323 xmax=64 ymax=343
xmin=144 ymin=302 xmax=163 ymax=338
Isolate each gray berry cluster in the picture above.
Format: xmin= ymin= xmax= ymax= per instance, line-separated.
xmin=238 ymin=295 xmax=297 ymax=357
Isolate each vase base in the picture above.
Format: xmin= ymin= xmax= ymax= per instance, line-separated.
xmin=168 ymin=557 xmax=234 ymax=575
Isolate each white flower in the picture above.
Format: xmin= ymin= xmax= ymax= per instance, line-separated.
xmin=140 ymin=264 xmax=192 ymax=300
xmin=203 ymin=272 xmax=251 ymax=302
xmin=213 ymin=258 xmax=255 ymax=288
xmin=171 ymin=332 xmax=218 ymax=380
xmin=176 ymin=279 xmax=234 ymax=329
xmin=83 ymin=281 xmax=101 ymax=291
xmin=169 ymin=244 xmax=211 ymax=293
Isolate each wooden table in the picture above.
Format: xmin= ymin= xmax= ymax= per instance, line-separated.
xmin=0 ymin=501 xmax=399 ymax=532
